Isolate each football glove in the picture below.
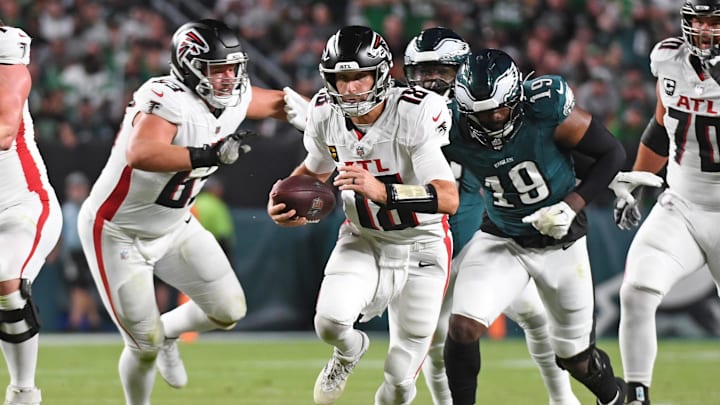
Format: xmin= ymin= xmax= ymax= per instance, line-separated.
xmin=521 ymin=201 xmax=576 ymax=240
xmin=608 ymin=171 xmax=664 ymax=230
xmin=705 ymin=46 xmax=720 ymax=85
xmin=189 ymin=129 xmax=257 ymax=168
xmin=283 ymin=86 xmax=309 ymax=132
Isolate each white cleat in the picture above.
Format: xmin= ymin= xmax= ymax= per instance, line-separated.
xmin=313 ymin=331 xmax=369 ymax=405
xmin=4 ymin=386 xmax=41 ymax=405
xmin=156 ymin=337 xmax=188 ymax=388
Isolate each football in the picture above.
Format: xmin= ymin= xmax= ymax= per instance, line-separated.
xmin=272 ymin=175 xmax=336 ymax=222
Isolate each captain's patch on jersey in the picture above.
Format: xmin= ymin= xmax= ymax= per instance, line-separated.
xmin=663 ymin=78 xmax=676 ymax=96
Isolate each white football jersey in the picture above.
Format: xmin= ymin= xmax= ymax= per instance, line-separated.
xmin=83 ymin=75 xmax=252 ymax=237
xmin=303 ymin=86 xmax=454 ymax=242
xmin=651 ymin=37 xmax=720 ymax=209
xmin=0 ymin=26 xmax=56 ymax=209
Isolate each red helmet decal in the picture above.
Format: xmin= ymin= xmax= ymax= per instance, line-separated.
xmin=177 ymin=28 xmax=209 ymax=63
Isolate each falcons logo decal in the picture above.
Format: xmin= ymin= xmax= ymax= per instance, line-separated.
xmin=177 ymin=29 xmax=209 ymax=63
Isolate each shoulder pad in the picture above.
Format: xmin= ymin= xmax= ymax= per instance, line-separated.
xmin=395 ymin=85 xmax=437 ymax=114
xmin=306 ymin=89 xmax=336 ymax=130
xmin=522 ymin=75 xmax=575 ymax=123
xmin=133 ymin=77 xmax=189 ymax=124
xmin=650 ymin=37 xmax=685 ymax=76
xmin=395 ymin=87 xmax=451 ymax=145
xmin=0 ymin=27 xmax=31 ymax=65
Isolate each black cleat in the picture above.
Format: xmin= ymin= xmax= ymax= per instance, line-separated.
xmin=597 ymin=378 xmax=627 ymax=405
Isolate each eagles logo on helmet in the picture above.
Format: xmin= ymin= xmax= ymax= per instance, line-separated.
xmin=455 ymin=49 xmax=525 ymax=149
xmin=404 ymin=27 xmax=470 ymax=99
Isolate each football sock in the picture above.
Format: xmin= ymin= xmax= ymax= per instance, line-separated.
xmin=314 ymin=316 xmax=363 ymax=359
xmin=444 ymin=335 xmax=480 ymax=405
xmin=619 ymin=285 xmax=662 ymax=385
xmin=161 ymin=300 xmax=217 ymax=338
xmin=0 ymin=291 xmax=37 ymax=388
xmin=118 ymin=346 xmax=155 ymax=404
xmin=523 ymin=321 xmax=576 ymax=402
xmin=422 ymin=338 xmax=451 ymax=405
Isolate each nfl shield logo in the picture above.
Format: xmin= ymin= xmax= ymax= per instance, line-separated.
xmin=356 ymin=145 xmax=366 ymax=157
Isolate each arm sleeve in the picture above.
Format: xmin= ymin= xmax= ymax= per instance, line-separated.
xmin=639 ymin=117 xmax=669 ymax=157
xmin=572 ymin=116 xmax=626 ymax=203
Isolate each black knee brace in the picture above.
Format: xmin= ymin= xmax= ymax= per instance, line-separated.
xmin=0 ymin=279 xmax=41 ymax=343
xmin=556 ymin=345 xmax=618 ymax=401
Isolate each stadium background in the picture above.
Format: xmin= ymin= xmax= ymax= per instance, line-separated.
xmin=5 ymin=0 xmax=719 ymax=337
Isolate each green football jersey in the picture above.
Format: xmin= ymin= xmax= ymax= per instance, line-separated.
xmin=444 ymin=75 xmax=577 ymax=238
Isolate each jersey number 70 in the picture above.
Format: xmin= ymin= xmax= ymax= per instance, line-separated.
xmin=668 ymin=107 xmax=720 ymax=172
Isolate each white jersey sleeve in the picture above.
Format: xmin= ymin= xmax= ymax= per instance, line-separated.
xmin=303 ymin=90 xmax=340 ymax=175
xmin=0 ymin=26 xmax=31 ymax=65
xmin=650 ymin=37 xmax=720 ymax=209
xmin=397 ymin=87 xmax=454 ymax=184
xmin=133 ymin=79 xmax=186 ymax=125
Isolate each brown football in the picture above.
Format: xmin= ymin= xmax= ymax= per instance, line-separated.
xmin=272 ymin=175 xmax=336 ymax=222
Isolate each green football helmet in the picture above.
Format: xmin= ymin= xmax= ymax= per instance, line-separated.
xmin=403 ymin=27 xmax=470 ymax=98
xmin=454 ymin=49 xmax=524 ymax=149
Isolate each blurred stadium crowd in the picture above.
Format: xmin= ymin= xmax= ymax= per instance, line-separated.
xmin=4 ymin=0 xmax=680 ymax=168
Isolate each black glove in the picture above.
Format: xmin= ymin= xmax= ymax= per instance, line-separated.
xmin=188 ymin=129 xmax=257 ymax=168
xmin=613 ymin=197 xmax=642 ymax=230
xmin=705 ymin=46 xmax=720 ymax=85
xmin=608 ymin=171 xmax=663 ymax=230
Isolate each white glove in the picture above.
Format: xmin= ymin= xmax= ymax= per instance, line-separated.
xmin=608 ymin=171 xmax=664 ymax=230
xmin=521 ymin=201 xmax=576 ymax=240
xmin=283 ymin=86 xmax=309 ymax=132
xmin=218 ymin=130 xmax=255 ymax=164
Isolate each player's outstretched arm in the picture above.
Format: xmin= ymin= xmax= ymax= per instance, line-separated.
xmin=247 ymin=86 xmax=310 ymax=132
xmin=555 ymin=106 xmax=626 ymax=213
xmin=126 ymin=112 xmax=188 ymax=171
xmin=524 ymin=105 xmax=625 ymax=239
xmin=127 ymin=113 xmax=255 ymax=171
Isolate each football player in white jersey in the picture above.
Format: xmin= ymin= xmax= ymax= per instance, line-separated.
xmin=0 ymin=23 xmax=62 ymax=405
xmin=403 ymin=27 xmax=580 ymax=405
xmin=76 ymin=19 xmax=302 ymax=405
xmin=615 ymin=2 xmax=720 ymax=404
xmin=267 ymin=26 xmax=458 ymax=405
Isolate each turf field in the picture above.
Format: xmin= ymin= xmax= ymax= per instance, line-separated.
xmin=11 ymin=333 xmax=718 ymax=404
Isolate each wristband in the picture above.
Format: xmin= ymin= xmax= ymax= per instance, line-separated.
xmin=385 ymin=183 xmax=439 ymax=213
xmin=187 ymin=146 xmax=218 ymax=168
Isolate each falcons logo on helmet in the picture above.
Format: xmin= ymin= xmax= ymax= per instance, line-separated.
xmin=177 ymin=29 xmax=209 ymax=63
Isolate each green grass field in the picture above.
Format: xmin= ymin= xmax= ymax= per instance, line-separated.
xmin=11 ymin=333 xmax=718 ymax=404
